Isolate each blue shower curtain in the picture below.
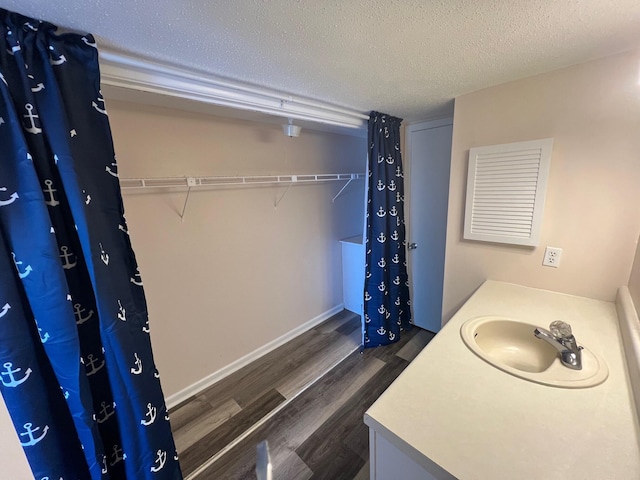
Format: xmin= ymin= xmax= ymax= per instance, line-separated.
xmin=0 ymin=9 xmax=181 ymax=479
xmin=363 ymin=112 xmax=411 ymax=347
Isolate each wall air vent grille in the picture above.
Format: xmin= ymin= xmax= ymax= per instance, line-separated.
xmin=463 ymin=138 xmax=553 ymax=246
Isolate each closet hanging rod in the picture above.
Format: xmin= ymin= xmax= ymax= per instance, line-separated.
xmin=120 ymin=173 xmax=365 ymax=190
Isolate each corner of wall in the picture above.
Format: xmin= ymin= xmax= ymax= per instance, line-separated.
xmin=627 ymin=235 xmax=640 ymax=310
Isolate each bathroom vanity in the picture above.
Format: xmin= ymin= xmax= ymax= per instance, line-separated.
xmin=365 ymin=281 xmax=640 ymax=479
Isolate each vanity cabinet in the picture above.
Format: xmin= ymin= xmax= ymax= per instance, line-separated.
xmin=340 ymin=236 xmax=364 ymax=315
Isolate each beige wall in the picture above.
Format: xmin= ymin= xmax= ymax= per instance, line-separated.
xmin=443 ymin=50 xmax=640 ymax=322
xmin=107 ymin=101 xmax=366 ymax=397
xmin=0 ymin=396 xmax=30 ymax=478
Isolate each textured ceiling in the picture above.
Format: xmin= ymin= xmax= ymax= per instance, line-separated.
xmin=1 ymin=0 xmax=640 ymax=122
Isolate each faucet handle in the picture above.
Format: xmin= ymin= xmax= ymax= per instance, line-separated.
xmin=549 ymin=320 xmax=573 ymax=339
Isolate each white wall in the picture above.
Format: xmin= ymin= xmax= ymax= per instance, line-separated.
xmin=443 ymin=50 xmax=640 ymax=322
xmin=107 ymin=100 xmax=366 ymax=398
xmin=0 ymin=395 xmax=31 ymax=479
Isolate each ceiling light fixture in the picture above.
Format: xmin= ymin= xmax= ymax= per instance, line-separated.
xmin=282 ymin=118 xmax=301 ymax=137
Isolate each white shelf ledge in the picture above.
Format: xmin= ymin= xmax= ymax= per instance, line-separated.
xmin=99 ymin=49 xmax=368 ymax=131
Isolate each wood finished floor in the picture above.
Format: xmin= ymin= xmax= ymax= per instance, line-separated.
xmin=169 ymin=310 xmax=435 ymax=479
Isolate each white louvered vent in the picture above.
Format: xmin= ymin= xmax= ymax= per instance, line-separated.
xmin=463 ymin=138 xmax=553 ymax=246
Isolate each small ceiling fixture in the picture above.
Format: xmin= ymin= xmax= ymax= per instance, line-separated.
xmin=282 ymin=118 xmax=301 ymax=137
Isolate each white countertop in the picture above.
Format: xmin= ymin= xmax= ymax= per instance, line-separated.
xmin=340 ymin=235 xmax=363 ymax=245
xmin=365 ymin=280 xmax=640 ymax=479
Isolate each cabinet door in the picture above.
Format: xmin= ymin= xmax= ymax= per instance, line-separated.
xmin=341 ymin=240 xmax=364 ymax=314
xmin=370 ymin=429 xmax=448 ymax=480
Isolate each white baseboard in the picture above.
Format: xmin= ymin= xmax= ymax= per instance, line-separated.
xmin=165 ymin=304 xmax=345 ymax=409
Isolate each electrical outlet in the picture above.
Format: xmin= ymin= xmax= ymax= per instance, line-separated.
xmin=543 ymin=246 xmax=562 ymax=268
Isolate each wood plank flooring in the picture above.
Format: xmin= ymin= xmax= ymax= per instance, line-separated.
xmin=169 ymin=310 xmax=435 ymax=479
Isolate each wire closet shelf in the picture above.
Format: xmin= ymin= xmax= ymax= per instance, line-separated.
xmin=119 ymin=173 xmax=365 ymax=219
xmin=119 ymin=173 xmax=364 ymax=190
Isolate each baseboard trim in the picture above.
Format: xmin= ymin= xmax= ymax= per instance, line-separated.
xmin=165 ymin=304 xmax=345 ymax=410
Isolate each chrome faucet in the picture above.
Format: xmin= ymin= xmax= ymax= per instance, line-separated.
xmin=534 ymin=321 xmax=583 ymax=370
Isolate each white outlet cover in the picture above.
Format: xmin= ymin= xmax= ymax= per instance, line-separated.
xmin=543 ymin=247 xmax=563 ymax=267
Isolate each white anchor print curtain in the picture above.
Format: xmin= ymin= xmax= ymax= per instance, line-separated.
xmin=0 ymin=9 xmax=181 ymax=479
xmin=363 ymin=112 xmax=411 ymax=347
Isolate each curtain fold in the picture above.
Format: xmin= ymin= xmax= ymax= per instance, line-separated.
xmin=363 ymin=111 xmax=411 ymax=347
xmin=0 ymin=9 xmax=181 ymax=479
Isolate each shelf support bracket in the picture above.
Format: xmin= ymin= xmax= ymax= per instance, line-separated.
xmin=180 ymin=177 xmax=197 ymax=221
xmin=274 ymin=182 xmax=293 ymax=208
xmin=332 ymin=176 xmax=354 ymax=203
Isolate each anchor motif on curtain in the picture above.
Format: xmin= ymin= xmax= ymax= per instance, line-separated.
xmin=1 ymin=362 xmax=32 ymax=387
xmin=73 ymin=303 xmax=94 ymax=325
xmin=91 ymin=94 xmax=107 ymax=115
xmin=19 ymin=422 xmax=49 ymax=447
xmin=59 ymin=246 xmax=77 ymax=269
xmin=12 ymin=252 xmax=32 ymax=279
xmin=105 ymin=162 xmax=118 ymax=178
xmin=130 ymin=268 xmax=143 ymax=286
xmin=117 ymin=300 xmax=127 ymax=321
xmin=96 ymin=401 xmax=116 ymax=424
xmin=0 ymin=186 xmax=18 ymax=206
xmin=140 ymin=402 xmax=157 ymax=426
xmin=28 ymin=74 xmax=44 ymax=93
xmin=37 ymin=327 xmax=50 ymax=344
xmin=48 ymin=45 xmax=67 ymax=66
xmin=110 ymin=444 xmax=126 ymax=466
xmin=83 ymin=354 xmax=105 ymax=376
xmin=150 ymin=450 xmax=167 ymax=473
xmin=43 ymin=179 xmax=60 ymax=206
xmin=99 ymin=242 xmax=109 ymax=265
xmin=130 ymin=353 xmax=143 ymax=375
xmin=81 ymin=37 xmax=97 ymax=48
xmin=22 ymin=104 xmax=42 ymax=134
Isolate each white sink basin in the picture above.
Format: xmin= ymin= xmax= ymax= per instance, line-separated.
xmin=460 ymin=316 xmax=608 ymax=388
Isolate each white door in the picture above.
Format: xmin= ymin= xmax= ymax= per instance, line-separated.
xmin=406 ymin=119 xmax=453 ymax=332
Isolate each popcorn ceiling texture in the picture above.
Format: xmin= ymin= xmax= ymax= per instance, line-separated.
xmin=1 ymin=0 xmax=639 ymax=121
